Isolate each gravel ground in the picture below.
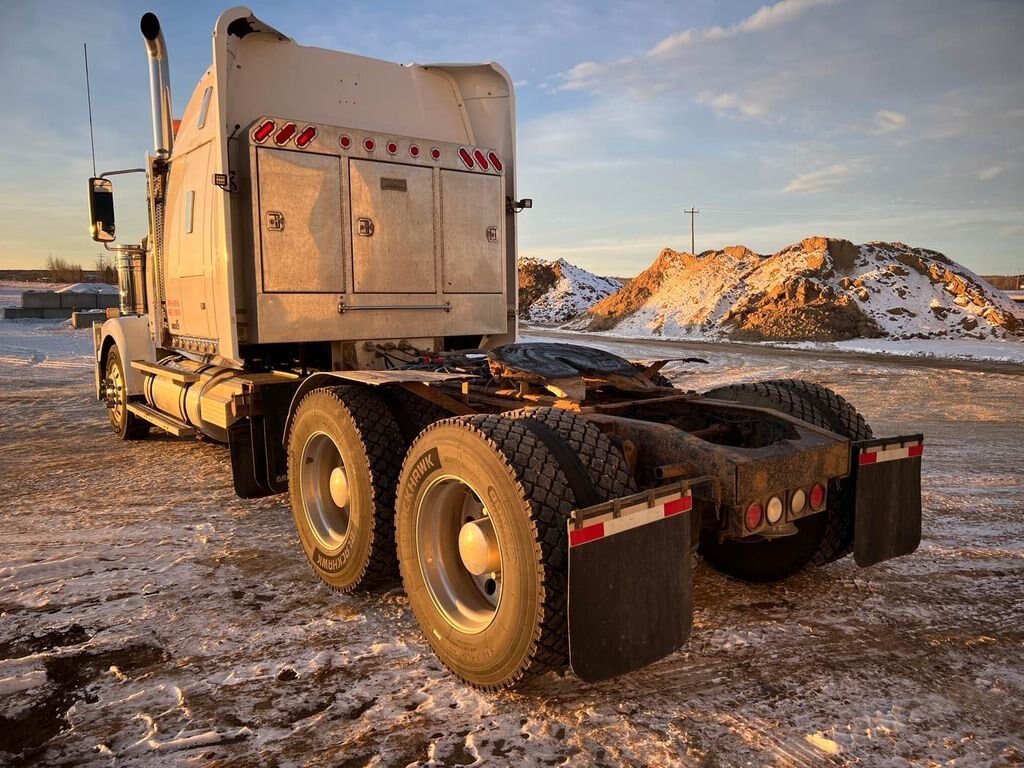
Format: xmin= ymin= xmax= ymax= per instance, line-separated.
xmin=1 ymin=320 xmax=1022 ymax=767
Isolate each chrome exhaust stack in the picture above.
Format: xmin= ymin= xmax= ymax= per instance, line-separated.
xmin=140 ymin=12 xmax=173 ymax=158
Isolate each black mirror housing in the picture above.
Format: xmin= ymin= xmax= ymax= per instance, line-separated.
xmin=88 ymin=177 xmax=116 ymax=243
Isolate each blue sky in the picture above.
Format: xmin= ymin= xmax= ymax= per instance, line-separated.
xmin=1 ymin=0 xmax=1021 ymax=276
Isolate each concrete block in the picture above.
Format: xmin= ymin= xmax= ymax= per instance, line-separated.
xmin=22 ymin=291 xmax=61 ymax=309
xmin=72 ymin=310 xmax=107 ymax=329
xmin=97 ymin=294 xmax=120 ymax=309
xmin=42 ymin=308 xmax=74 ymax=319
xmin=106 ymin=307 xmax=121 ymax=319
xmin=60 ymin=292 xmax=97 ymax=309
xmin=2 ymin=307 xmax=29 ymax=319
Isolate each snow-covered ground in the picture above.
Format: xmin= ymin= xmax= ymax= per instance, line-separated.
xmin=2 ymin=320 xmax=1023 ymax=766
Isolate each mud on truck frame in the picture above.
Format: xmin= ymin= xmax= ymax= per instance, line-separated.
xmin=86 ymin=8 xmax=923 ymax=689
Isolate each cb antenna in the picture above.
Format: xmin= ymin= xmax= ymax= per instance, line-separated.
xmin=83 ymin=42 xmax=97 ymax=177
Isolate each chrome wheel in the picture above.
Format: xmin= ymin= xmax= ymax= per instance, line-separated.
xmin=416 ymin=476 xmax=503 ymax=634
xmin=105 ymin=355 xmax=126 ymax=431
xmin=299 ymin=432 xmax=351 ymax=549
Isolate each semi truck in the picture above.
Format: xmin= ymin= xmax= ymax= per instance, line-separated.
xmin=86 ymin=7 xmax=924 ymax=690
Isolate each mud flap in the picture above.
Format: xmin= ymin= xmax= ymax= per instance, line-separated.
xmin=568 ymin=485 xmax=694 ymax=683
xmin=853 ymin=434 xmax=924 ymax=567
xmin=227 ymin=381 xmax=299 ymax=499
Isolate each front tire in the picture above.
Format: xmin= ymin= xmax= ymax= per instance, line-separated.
xmin=287 ymin=386 xmax=405 ymax=592
xmin=104 ymin=346 xmax=148 ymax=440
xmin=396 ymin=415 xmax=577 ymax=689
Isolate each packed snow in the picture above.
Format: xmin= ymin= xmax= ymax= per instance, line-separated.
xmin=1 ymin=318 xmax=1022 ymax=765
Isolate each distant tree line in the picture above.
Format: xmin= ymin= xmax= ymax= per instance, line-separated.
xmin=43 ymin=254 xmax=117 ymax=285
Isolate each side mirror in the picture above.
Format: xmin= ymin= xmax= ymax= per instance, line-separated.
xmin=88 ymin=177 xmax=116 ymax=243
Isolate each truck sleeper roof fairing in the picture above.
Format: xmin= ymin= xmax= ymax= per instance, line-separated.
xmin=165 ymin=7 xmax=518 ymax=366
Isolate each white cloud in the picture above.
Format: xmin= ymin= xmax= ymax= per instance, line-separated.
xmin=978 ymin=166 xmax=1003 ymax=180
xmin=873 ymin=110 xmax=907 ymax=134
xmin=783 ymin=163 xmax=853 ymax=194
xmin=648 ymin=0 xmax=842 ymax=56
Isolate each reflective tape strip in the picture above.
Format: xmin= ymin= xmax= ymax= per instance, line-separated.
xmin=569 ymin=492 xmax=692 ymax=548
xmin=859 ymin=442 xmax=924 ymax=466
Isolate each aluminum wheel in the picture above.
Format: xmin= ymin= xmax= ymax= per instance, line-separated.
xmin=105 ymin=354 xmax=126 ymax=431
xmin=416 ymin=476 xmax=503 ymax=634
xmin=299 ymin=431 xmax=352 ymax=549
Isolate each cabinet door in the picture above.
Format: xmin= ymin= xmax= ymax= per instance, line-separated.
xmin=257 ymin=149 xmax=345 ymax=293
xmin=349 ymin=159 xmax=436 ymax=294
xmin=441 ymin=170 xmax=504 ymax=294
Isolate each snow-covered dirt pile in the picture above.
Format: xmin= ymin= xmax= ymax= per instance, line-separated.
xmin=2 ymin=319 xmax=1023 ymax=765
xmin=518 ymin=257 xmax=621 ymax=324
xmin=56 ymin=283 xmax=117 ymax=294
xmin=576 ymin=237 xmax=1024 ymax=342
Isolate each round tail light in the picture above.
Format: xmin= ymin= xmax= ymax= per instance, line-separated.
xmin=339 ymin=135 xmax=352 ymax=149
xmin=809 ymin=484 xmax=826 ymax=511
xmin=409 ymin=144 xmax=420 ymax=158
xmin=363 ymin=137 xmax=376 ymax=152
xmin=430 ymin=147 xmax=441 ymax=160
xmin=386 ymin=141 xmax=399 ymax=155
xmin=766 ymin=496 xmax=784 ymax=525
xmin=745 ymin=502 xmax=763 ymax=531
xmin=790 ymin=488 xmax=807 ymax=515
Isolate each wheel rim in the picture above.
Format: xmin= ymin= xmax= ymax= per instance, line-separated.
xmin=416 ymin=475 xmax=503 ymax=634
xmin=105 ymin=357 xmax=125 ymax=430
xmin=299 ymin=431 xmax=352 ymax=549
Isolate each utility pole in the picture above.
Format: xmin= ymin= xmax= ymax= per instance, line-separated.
xmin=683 ymin=208 xmax=699 ymax=254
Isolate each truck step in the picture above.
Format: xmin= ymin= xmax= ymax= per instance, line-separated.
xmin=131 ymin=360 xmax=200 ymax=384
xmin=126 ymin=403 xmax=196 ymax=438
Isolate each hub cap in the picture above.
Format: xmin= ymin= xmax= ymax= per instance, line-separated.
xmin=105 ymin=361 xmax=125 ymax=429
xmin=300 ymin=432 xmax=351 ymax=549
xmin=416 ymin=477 xmax=503 ymax=633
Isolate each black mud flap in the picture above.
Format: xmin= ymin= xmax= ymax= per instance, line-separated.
xmin=568 ymin=484 xmax=694 ymax=683
xmin=853 ymin=434 xmax=924 ymax=567
xmin=227 ymin=381 xmax=299 ymax=499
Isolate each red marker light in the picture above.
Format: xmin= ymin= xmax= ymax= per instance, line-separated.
xmin=430 ymin=147 xmax=441 ymax=160
xmin=745 ymin=502 xmax=764 ymax=531
xmin=363 ymin=137 xmax=375 ymax=152
xmin=339 ymin=135 xmax=352 ymax=149
xmin=458 ymin=147 xmax=474 ymax=168
xmin=473 ymin=149 xmax=490 ymax=170
xmin=252 ymin=120 xmax=275 ymax=143
xmin=295 ymin=126 xmax=317 ymax=148
xmin=809 ymin=484 xmax=826 ymax=510
xmin=274 ymin=123 xmax=297 ymax=145
xmin=386 ymin=141 xmax=398 ymax=155
xmin=487 ymin=151 xmax=503 ymax=172
xmin=409 ymin=144 xmax=420 ymax=158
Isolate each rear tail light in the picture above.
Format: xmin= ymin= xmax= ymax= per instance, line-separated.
xmin=790 ymin=488 xmax=807 ymax=515
xmin=409 ymin=144 xmax=420 ymax=158
xmin=430 ymin=147 xmax=441 ymax=160
xmin=809 ymin=483 xmax=827 ymax=511
xmin=458 ymin=147 xmax=474 ymax=168
xmin=745 ymin=502 xmax=763 ymax=531
xmin=252 ymin=120 xmax=275 ymax=143
xmin=339 ymin=135 xmax=352 ymax=149
xmin=766 ymin=496 xmax=784 ymax=525
xmin=473 ymin=149 xmax=490 ymax=170
xmin=274 ymin=123 xmax=297 ymax=145
xmin=487 ymin=151 xmax=503 ymax=172
xmin=363 ymin=137 xmax=376 ymax=152
xmin=386 ymin=141 xmax=399 ymax=155
xmin=295 ymin=126 xmax=316 ymax=148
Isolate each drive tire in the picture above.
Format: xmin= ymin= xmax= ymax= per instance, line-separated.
xmin=758 ymin=379 xmax=874 ymax=565
xmin=104 ymin=346 xmax=149 ymax=440
xmin=287 ymin=385 xmax=405 ymax=592
xmin=396 ymin=415 xmax=577 ymax=690
xmin=506 ymin=407 xmax=637 ymax=502
xmin=699 ymin=381 xmax=832 ymax=582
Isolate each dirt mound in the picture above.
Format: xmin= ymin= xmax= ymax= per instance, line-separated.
xmin=577 ymin=237 xmax=1023 ymax=342
xmin=518 ymin=258 xmax=621 ymax=324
